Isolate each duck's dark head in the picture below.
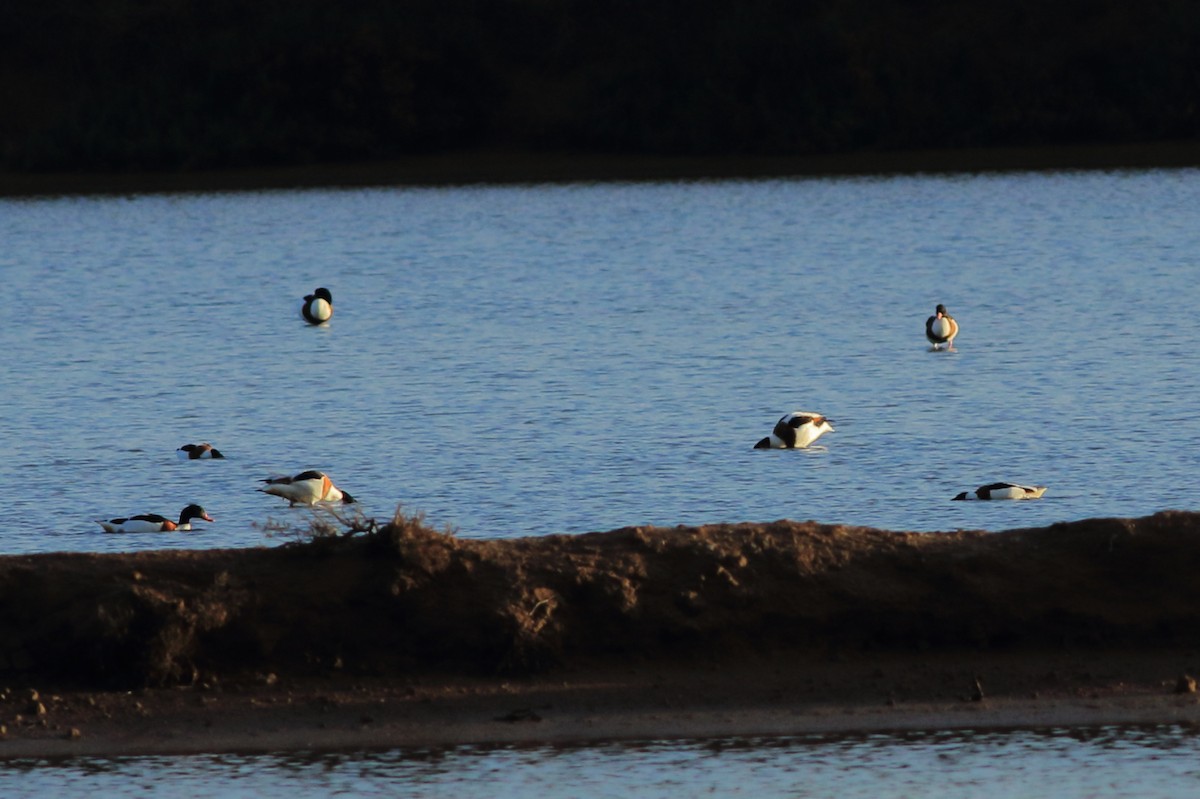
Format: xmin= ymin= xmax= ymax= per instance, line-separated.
xmin=180 ymin=504 xmax=215 ymax=524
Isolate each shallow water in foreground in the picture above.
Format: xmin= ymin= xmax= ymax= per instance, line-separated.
xmin=5 ymin=725 xmax=1200 ymax=798
xmin=3 ymin=168 xmax=1200 ymax=555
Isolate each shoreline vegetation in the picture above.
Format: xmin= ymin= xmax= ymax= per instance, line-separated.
xmin=2 ymin=510 xmax=1200 ymax=757
xmin=4 ymin=141 xmax=1200 ymax=198
xmin=5 ymin=2 xmax=1200 ymax=196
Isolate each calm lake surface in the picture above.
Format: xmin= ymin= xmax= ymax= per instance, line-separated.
xmin=3 ymin=169 xmax=1199 ymax=555
xmin=3 ymin=169 xmax=1200 ymax=790
xmin=5 ymin=725 xmax=1200 ymax=798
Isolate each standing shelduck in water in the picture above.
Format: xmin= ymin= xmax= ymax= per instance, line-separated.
xmin=925 ymin=304 xmax=959 ymax=350
xmin=260 ymin=470 xmax=356 ymax=506
xmin=952 ymin=483 xmax=1047 ymax=500
xmin=96 ymin=504 xmax=214 ymax=533
xmin=754 ymin=411 xmax=835 ymax=449
xmin=301 ymin=287 xmax=334 ymax=325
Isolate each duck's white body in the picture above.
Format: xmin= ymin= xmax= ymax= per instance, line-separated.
xmin=754 ymin=411 xmax=835 ymax=449
xmin=177 ymin=443 xmax=224 ymax=460
xmin=953 ymin=483 xmax=1047 ymax=501
xmin=260 ymin=470 xmax=356 ymax=506
xmin=301 ymin=288 xmax=333 ymax=325
xmin=96 ymin=504 xmax=214 ymax=533
xmin=926 ymin=304 xmax=959 ymax=350
xmin=929 ymin=316 xmax=954 ymax=339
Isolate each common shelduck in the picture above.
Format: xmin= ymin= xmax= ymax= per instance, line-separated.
xmin=754 ymin=411 xmax=835 ymax=449
xmin=952 ymin=483 xmax=1047 ymax=501
xmin=301 ymin=287 xmax=333 ymax=325
xmin=925 ymin=304 xmax=959 ymax=350
xmin=177 ymin=443 xmax=225 ymax=460
xmin=96 ymin=504 xmax=214 ymax=533
xmin=260 ymin=470 xmax=356 ymax=506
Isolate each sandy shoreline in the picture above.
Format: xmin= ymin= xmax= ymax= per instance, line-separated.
xmin=4 ymin=650 xmax=1199 ymax=759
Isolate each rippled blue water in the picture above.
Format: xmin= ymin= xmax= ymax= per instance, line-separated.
xmin=2 ymin=169 xmax=1200 ymax=555
xmin=5 ymin=725 xmax=1200 ymax=798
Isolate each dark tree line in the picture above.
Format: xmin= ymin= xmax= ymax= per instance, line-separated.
xmin=3 ymin=0 xmax=1199 ymax=173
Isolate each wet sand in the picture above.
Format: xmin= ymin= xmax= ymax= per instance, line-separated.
xmin=3 ymin=651 xmax=1200 ymax=759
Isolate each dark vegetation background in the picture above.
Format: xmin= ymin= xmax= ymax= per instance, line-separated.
xmin=3 ymin=0 xmax=1199 ymax=175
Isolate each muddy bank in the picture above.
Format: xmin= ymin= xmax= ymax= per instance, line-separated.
xmin=2 ymin=511 xmax=1200 ymax=691
xmin=3 ymin=510 xmax=1200 ymax=755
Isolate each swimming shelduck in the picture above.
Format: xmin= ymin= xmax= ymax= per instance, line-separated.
xmin=96 ymin=504 xmax=214 ymax=533
xmin=260 ymin=470 xmax=356 ymax=505
xmin=754 ymin=411 xmax=835 ymax=449
xmin=301 ymin=287 xmax=333 ymax=325
xmin=925 ymin=304 xmax=959 ymax=350
xmin=177 ymin=443 xmax=225 ymax=460
xmin=952 ymin=483 xmax=1047 ymax=501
